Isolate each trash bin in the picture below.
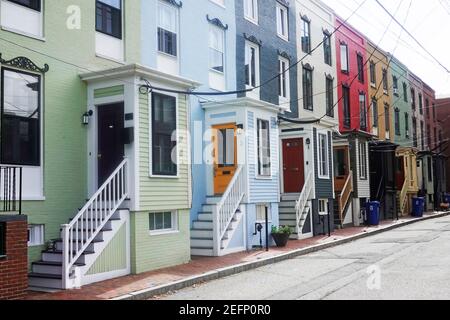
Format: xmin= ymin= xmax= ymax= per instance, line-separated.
xmin=412 ymin=197 xmax=425 ymax=217
xmin=366 ymin=201 xmax=381 ymax=226
xmin=444 ymin=193 xmax=450 ymax=204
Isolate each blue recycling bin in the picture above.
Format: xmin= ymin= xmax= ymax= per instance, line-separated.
xmin=444 ymin=193 xmax=450 ymax=204
xmin=366 ymin=201 xmax=381 ymax=226
xmin=412 ymin=197 xmax=425 ymax=217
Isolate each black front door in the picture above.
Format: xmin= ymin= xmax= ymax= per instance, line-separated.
xmin=97 ymin=103 xmax=124 ymax=186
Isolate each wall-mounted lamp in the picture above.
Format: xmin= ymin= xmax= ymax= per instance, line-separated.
xmin=82 ymin=110 xmax=93 ymax=125
xmin=236 ymin=123 xmax=244 ymax=135
xmin=306 ymin=138 xmax=311 ymax=149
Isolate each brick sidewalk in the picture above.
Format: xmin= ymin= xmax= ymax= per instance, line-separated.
xmin=24 ymin=214 xmax=442 ymax=300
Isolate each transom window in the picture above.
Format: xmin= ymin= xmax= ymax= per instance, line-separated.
xmin=301 ymin=17 xmax=311 ymax=53
xmin=318 ymin=133 xmax=329 ymax=178
xmin=278 ymin=56 xmax=290 ymax=100
xmin=257 ymin=119 xmax=271 ymax=177
xmin=244 ymin=0 xmax=258 ymax=23
xmin=152 ymin=93 xmax=177 ymax=176
xmin=96 ymin=0 xmax=122 ymax=39
xmin=245 ymin=41 xmax=259 ymax=89
xmin=149 ymin=211 xmax=177 ymax=233
xmin=209 ymin=26 xmax=225 ymax=73
xmin=157 ymin=1 xmax=178 ymax=57
xmin=276 ymin=3 xmax=289 ymax=40
xmin=1 ymin=68 xmax=40 ymax=166
xmin=8 ymin=0 xmax=40 ymax=11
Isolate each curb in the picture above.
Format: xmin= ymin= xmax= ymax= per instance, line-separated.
xmin=113 ymin=211 xmax=450 ymax=300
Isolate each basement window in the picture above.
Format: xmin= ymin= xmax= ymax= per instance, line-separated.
xmin=27 ymin=224 xmax=44 ymax=247
xmin=318 ymin=199 xmax=328 ymax=215
xmin=256 ymin=204 xmax=271 ymax=222
xmin=149 ymin=211 xmax=178 ymax=234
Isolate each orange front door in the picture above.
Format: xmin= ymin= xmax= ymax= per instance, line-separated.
xmin=212 ymin=124 xmax=237 ymax=195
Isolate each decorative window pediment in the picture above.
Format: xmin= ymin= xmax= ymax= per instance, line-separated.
xmin=206 ymin=15 xmax=228 ymax=30
xmin=0 ymin=54 xmax=49 ymax=73
xmin=162 ymin=0 xmax=182 ymax=8
xmin=302 ymin=62 xmax=314 ymax=71
xmin=277 ymin=0 xmax=289 ymax=7
xmin=244 ymin=33 xmax=262 ymax=46
xmin=300 ymin=13 xmax=310 ymax=22
xmin=323 ymin=28 xmax=332 ymax=36
xmin=325 ymin=73 xmax=334 ymax=81
xmin=277 ymin=50 xmax=290 ymax=60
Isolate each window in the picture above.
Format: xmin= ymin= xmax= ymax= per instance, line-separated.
xmin=382 ymin=69 xmax=388 ymax=93
xmin=278 ymin=57 xmax=290 ymax=100
xmin=427 ymin=125 xmax=431 ymax=150
xmin=318 ymin=199 xmax=328 ymax=215
xmin=96 ymin=0 xmax=122 ymax=39
xmin=425 ymin=99 xmax=430 ymax=118
xmin=385 ymin=104 xmax=390 ymax=137
xmin=152 ymin=93 xmax=177 ymax=176
xmin=411 ymin=88 xmax=416 ymax=109
xmin=158 ymin=2 xmax=178 ymax=57
xmin=318 ymin=133 xmax=329 ymax=178
xmin=340 ymin=43 xmax=349 ymax=73
xmin=433 ymin=103 xmax=436 ymax=119
xmin=357 ymin=54 xmax=364 ymax=83
xmin=427 ymin=158 xmax=432 ymax=182
xmin=28 ymin=224 xmax=44 ymax=247
xmin=343 ymin=85 xmax=350 ymax=128
xmin=257 ymin=119 xmax=271 ymax=176
xmin=8 ymin=0 xmax=40 ymax=11
xmin=245 ymin=41 xmax=259 ymax=88
xmin=326 ymin=77 xmax=334 ymax=117
xmin=276 ymin=3 xmax=289 ymax=40
xmin=434 ymin=127 xmax=438 ymax=150
xmin=372 ymin=98 xmax=378 ymax=128
xmin=323 ymin=32 xmax=332 ymax=66
xmin=302 ymin=66 xmax=313 ymax=111
xmin=369 ymin=61 xmax=376 ymax=85
xmin=359 ymin=142 xmax=367 ymax=179
xmin=1 ymin=69 xmax=40 ymax=166
xmin=256 ymin=204 xmax=271 ymax=222
xmin=413 ymin=117 xmax=417 ymax=147
xmin=393 ymin=76 xmax=399 ymax=95
xmin=209 ymin=26 xmax=224 ymax=73
xmin=420 ymin=121 xmax=425 ymax=150
xmin=244 ymin=0 xmax=258 ymax=23
xmin=395 ymin=109 xmax=400 ymax=136
xmin=359 ymin=93 xmax=367 ymax=131
xmin=403 ymin=82 xmax=408 ymax=102
xmin=0 ymin=222 xmax=5 ymax=256
xmin=301 ymin=17 xmax=311 ymax=53
xmin=405 ymin=112 xmax=409 ymax=137
xmin=149 ymin=212 xmax=177 ymax=233
xmin=418 ymin=93 xmax=423 ymax=115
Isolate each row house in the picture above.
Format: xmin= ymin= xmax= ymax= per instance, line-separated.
xmin=279 ymin=0 xmax=337 ymax=239
xmin=435 ymin=97 xmax=450 ymax=199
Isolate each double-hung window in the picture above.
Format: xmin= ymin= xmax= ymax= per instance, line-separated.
xmin=257 ymin=119 xmax=271 ymax=177
xmin=209 ymin=26 xmax=225 ymax=73
xmin=278 ymin=56 xmax=290 ymax=100
xmin=411 ymin=88 xmax=416 ymax=109
xmin=1 ymin=68 xmax=40 ymax=166
xmin=245 ymin=41 xmax=259 ymax=89
xmin=244 ymin=0 xmax=258 ymax=23
xmin=152 ymin=93 xmax=177 ymax=176
xmin=427 ymin=125 xmax=431 ymax=150
xmin=418 ymin=93 xmax=423 ymax=115
xmin=276 ymin=3 xmax=289 ymax=40
xmin=359 ymin=142 xmax=367 ymax=179
xmin=340 ymin=43 xmax=349 ymax=73
xmin=357 ymin=54 xmax=364 ymax=83
xmin=403 ymin=82 xmax=408 ymax=102
xmin=405 ymin=112 xmax=409 ymax=138
xmin=96 ymin=0 xmax=122 ymax=39
xmin=385 ymin=104 xmax=390 ymax=138
xmin=382 ymin=69 xmax=388 ymax=93
xmin=301 ymin=17 xmax=311 ymax=53
xmin=302 ymin=66 xmax=313 ymax=111
xmin=372 ymin=98 xmax=378 ymax=128
xmin=369 ymin=61 xmax=376 ymax=86
xmin=326 ymin=77 xmax=334 ymax=117
xmin=323 ymin=32 xmax=332 ymax=66
xmin=158 ymin=2 xmax=178 ymax=57
xmin=343 ymin=85 xmax=350 ymax=128
xmin=318 ymin=133 xmax=329 ymax=178
xmin=395 ymin=109 xmax=400 ymax=136
xmin=393 ymin=76 xmax=399 ymax=95
xmin=359 ymin=93 xmax=367 ymax=131
xmin=425 ymin=99 xmax=430 ymax=118
xmin=420 ymin=121 xmax=425 ymax=150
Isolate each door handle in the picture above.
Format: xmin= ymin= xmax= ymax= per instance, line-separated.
xmin=98 ymin=154 xmax=102 ymax=159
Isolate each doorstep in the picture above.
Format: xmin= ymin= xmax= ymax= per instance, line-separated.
xmin=23 ymin=211 xmax=449 ymax=300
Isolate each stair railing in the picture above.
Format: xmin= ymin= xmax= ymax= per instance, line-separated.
xmin=399 ymin=179 xmax=408 ymax=215
xmin=213 ymin=165 xmax=245 ymax=256
xmin=61 ymin=159 xmax=128 ymax=289
xmin=295 ymin=171 xmax=313 ymax=235
xmin=338 ymin=171 xmax=353 ymax=225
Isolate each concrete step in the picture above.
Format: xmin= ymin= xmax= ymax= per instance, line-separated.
xmin=193 ymin=220 xmax=213 ymax=229
xmin=197 ymin=213 xmax=213 ymax=221
xmin=28 ymin=273 xmax=63 ymax=290
xmin=190 ymin=229 xmax=213 ymax=238
xmin=191 ymin=238 xmax=213 ymax=248
xmin=31 ymin=261 xmax=85 ymax=276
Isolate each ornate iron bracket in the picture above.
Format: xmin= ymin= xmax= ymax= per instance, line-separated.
xmin=0 ymin=54 xmax=49 ymax=73
xmin=206 ymin=15 xmax=228 ymax=30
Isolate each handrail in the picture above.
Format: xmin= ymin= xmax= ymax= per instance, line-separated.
xmin=295 ymin=171 xmax=313 ymax=234
xmin=61 ymin=158 xmax=128 ymax=288
xmin=0 ymin=166 xmax=22 ymax=215
xmin=399 ymin=179 xmax=408 ymax=214
xmin=339 ymin=171 xmax=353 ymax=224
xmin=213 ymin=165 xmax=245 ymax=255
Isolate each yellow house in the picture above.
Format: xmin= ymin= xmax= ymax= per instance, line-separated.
xmin=396 ymin=147 xmax=419 ymax=215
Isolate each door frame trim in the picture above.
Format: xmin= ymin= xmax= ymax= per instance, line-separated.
xmin=212 ymin=123 xmax=237 ymax=195
xmin=280 ymin=137 xmax=306 ymax=194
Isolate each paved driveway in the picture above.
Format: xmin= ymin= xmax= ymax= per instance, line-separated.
xmin=158 ymin=215 xmax=450 ymax=300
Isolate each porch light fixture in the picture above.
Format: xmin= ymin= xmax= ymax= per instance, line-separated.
xmin=82 ymin=110 xmax=93 ymax=125
xmin=306 ymin=138 xmax=311 ymax=149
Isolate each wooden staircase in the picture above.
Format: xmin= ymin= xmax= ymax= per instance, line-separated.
xmin=333 ymin=172 xmax=353 ymax=228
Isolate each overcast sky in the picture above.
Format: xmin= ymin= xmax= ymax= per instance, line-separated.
xmin=325 ymin=0 xmax=450 ymax=97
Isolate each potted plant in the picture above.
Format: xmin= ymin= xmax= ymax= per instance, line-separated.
xmin=271 ymin=225 xmax=292 ymax=247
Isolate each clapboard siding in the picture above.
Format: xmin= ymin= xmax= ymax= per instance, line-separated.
xmin=139 ymin=92 xmax=190 ymax=211
xmin=248 ymin=112 xmax=280 ymax=203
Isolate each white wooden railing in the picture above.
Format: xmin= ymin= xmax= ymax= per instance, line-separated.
xmin=338 ymin=171 xmax=353 ymax=225
xmin=295 ymin=171 xmax=313 ymax=234
xmin=213 ymin=165 xmax=245 ymax=256
xmin=399 ymin=179 xmax=408 ymax=215
xmin=61 ymin=159 xmax=128 ymax=289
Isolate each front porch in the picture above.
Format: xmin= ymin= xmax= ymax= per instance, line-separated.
xmin=396 ymin=147 xmax=419 ymax=216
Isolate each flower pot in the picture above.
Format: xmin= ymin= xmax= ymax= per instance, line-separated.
xmin=271 ymin=233 xmax=290 ymax=247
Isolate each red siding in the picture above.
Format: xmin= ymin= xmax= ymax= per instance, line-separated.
xmin=335 ymin=17 xmax=370 ymax=133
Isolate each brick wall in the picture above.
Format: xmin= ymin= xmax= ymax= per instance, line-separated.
xmin=0 ymin=215 xmax=28 ymax=300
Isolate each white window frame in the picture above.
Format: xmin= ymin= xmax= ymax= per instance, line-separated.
xmin=0 ymin=0 xmax=44 ymax=40
xmin=318 ymin=199 xmax=328 ymax=215
xmin=276 ymin=2 xmax=289 ymax=41
xmin=244 ymin=0 xmax=258 ymax=24
xmin=245 ymin=40 xmax=260 ymax=90
xmin=256 ymin=204 xmax=272 ymax=223
xmin=340 ymin=43 xmax=349 ymax=73
xmin=209 ymin=24 xmax=225 ymax=74
xmin=28 ymin=224 xmax=44 ymax=247
xmin=157 ymin=0 xmax=179 ymax=58
xmin=317 ymin=132 xmax=329 ymax=179
xmin=148 ymin=89 xmax=180 ymax=179
xmin=210 ymin=0 xmax=225 ymax=8
xmin=148 ymin=211 xmax=179 ymax=235
xmin=278 ymin=56 xmax=290 ymax=101
xmin=359 ymin=141 xmax=368 ymax=180
xmin=256 ymin=118 xmax=272 ymax=178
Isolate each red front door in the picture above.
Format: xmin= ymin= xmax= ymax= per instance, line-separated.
xmin=282 ymin=138 xmax=305 ymax=193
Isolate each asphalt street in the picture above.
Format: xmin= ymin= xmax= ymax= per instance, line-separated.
xmin=158 ymin=215 xmax=450 ymax=300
